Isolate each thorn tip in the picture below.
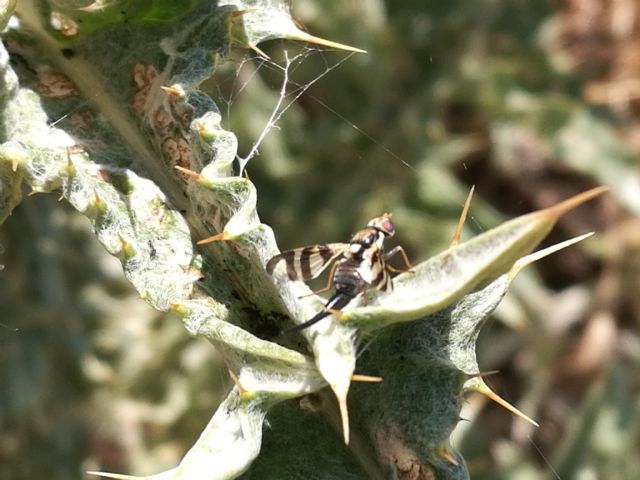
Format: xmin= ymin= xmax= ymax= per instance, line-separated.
xmin=471 ymin=379 xmax=539 ymax=427
xmin=197 ymin=231 xmax=229 ymax=244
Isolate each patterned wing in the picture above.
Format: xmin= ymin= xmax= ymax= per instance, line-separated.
xmin=266 ymin=243 xmax=348 ymax=281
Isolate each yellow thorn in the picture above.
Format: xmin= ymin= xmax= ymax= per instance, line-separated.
xmin=117 ymin=234 xmax=135 ymax=258
xmin=248 ymin=42 xmax=270 ymax=59
xmin=197 ymin=231 xmax=230 ymax=244
xmin=194 ymin=121 xmax=207 ymax=135
xmin=468 ymin=370 xmax=500 ymax=379
xmin=472 ymin=380 xmax=539 ymax=427
xmin=351 ymin=374 xmax=383 ymax=383
xmin=228 ymin=370 xmax=247 ymax=395
xmin=90 ymin=191 xmax=107 ymax=215
xmin=326 ymin=307 xmax=345 ymax=320
xmin=338 ymin=390 xmax=350 ymax=445
xmin=437 ymin=446 xmax=460 ymax=466
xmin=160 ymin=85 xmax=184 ymax=97
xmin=63 ymin=153 xmax=76 ymax=177
xmin=510 ymin=232 xmax=594 ymax=278
xmin=292 ymin=30 xmax=367 ymax=54
xmin=174 ymin=165 xmax=201 ymax=180
xmin=539 ymin=186 xmax=609 ymax=219
xmin=168 ymin=303 xmax=188 ymax=316
xmin=230 ymin=8 xmax=257 ymax=19
xmin=450 ymin=185 xmax=475 ymax=246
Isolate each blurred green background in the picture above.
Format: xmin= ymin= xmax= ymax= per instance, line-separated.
xmin=2 ymin=0 xmax=639 ymax=478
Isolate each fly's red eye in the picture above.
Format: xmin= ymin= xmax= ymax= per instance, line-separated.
xmin=367 ymin=215 xmax=395 ymax=234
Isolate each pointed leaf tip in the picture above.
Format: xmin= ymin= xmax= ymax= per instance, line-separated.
xmin=538 ymin=186 xmax=608 ymax=220
xmin=173 ymin=165 xmax=201 ymax=180
xmin=331 ymin=382 xmax=351 ymax=444
xmin=248 ymin=42 xmax=271 ymax=59
xmin=117 ymin=235 xmax=136 ymax=259
xmin=292 ymin=31 xmax=367 ymax=54
xmin=468 ymin=370 xmax=500 ymax=379
xmin=436 ymin=446 xmax=460 ymax=466
xmin=511 ymin=232 xmax=595 ymax=277
xmin=450 ymin=185 xmax=475 ymax=246
xmin=197 ymin=231 xmax=231 ymax=244
xmin=337 ymin=394 xmax=350 ymax=444
xmin=228 ymin=369 xmax=247 ymax=395
xmin=469 ymin=378 xmax=539 ymax=427
xmin=351 ymin=374 xmax=383 ymax=383
xmin=160 ymin=85 xmax=185 ymax=98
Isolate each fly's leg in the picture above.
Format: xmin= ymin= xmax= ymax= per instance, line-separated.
xmin=297 ymin=261 xmax=339 ymax=299
xmin=384 ymin=245 xmax=414 ymax=272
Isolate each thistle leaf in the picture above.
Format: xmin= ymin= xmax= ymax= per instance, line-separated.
xmin=0 ymin=2 xmax=607 ymax=479
xmin=341 ymin=186 xmax=607 ymax=329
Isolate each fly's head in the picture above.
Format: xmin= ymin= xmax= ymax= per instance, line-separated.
xmin=349 ymin=213 xmax=395 ymax=251
xmin=367 ymin=213 xmax=395 ymax=237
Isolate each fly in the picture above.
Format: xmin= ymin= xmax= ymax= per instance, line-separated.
xmin=266 ymin=213 xmax=412 ymax=333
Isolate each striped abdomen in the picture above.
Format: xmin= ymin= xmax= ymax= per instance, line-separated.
xmin=332 ymin=259 xmax=367 ymax=297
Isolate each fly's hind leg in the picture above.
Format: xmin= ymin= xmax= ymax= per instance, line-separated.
xmin=297 ymin=261 xmax=339 ymax=299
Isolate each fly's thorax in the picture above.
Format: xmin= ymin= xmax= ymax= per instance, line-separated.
xmin=339 ymin=226 xmax=387 ymax=288
xmin=357 ymin=245 xmax=385 ymax=285
xmin=349 ymin=227 xmax=386 ymax=251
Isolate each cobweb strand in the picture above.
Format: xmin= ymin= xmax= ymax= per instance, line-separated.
xmin=236 ymin=49 xmax=357 ymax=172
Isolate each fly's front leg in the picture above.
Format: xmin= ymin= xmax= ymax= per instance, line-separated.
xmin=384 ymin=245 xmax=414 ymax=273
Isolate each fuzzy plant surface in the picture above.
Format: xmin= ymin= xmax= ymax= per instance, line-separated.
xmin=0 ymin=1 xmax=607 ymax=479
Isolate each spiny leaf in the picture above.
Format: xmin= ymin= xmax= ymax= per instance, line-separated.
xmin=341 ymin=186 xmax=608 ymax=328
xmin=1 ymin=2 xmax=609 ymax=479
xmin=1 ymin=2 xmax=338 ymax=479
xmin=263 ymin=188 xmax=605 ymax=449
xmin=89 ymin=390 xmax=268 ymax=480
xmin=348 ymin=231 xmax=597 ymax=478
xmin=220 ymin=0 xmax=366 ymax=54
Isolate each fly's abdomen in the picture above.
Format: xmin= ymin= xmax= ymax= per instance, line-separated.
xmin=332 ymin=260 xmax=365 ymax=297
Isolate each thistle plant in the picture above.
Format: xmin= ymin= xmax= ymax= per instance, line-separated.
xmin=0 ymin=2 xmax=607 ymax=479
